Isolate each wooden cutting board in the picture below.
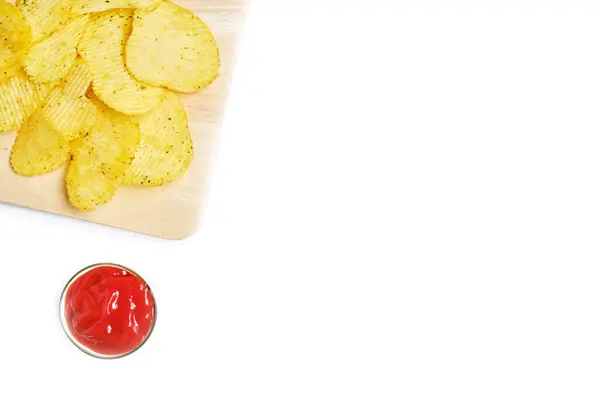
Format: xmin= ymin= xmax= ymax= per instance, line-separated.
xmin=0 ymin=0 xmax=246 ymax=240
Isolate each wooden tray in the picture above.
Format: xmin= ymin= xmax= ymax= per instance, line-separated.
xmin=0 ymin=0 xmax=246 ymax=239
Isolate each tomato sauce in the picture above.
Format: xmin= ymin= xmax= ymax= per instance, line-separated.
xmin=62 ymin=265 xmax=156 ymax=357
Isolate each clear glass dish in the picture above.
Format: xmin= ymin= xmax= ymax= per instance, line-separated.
xmin=59 ymin=263 xmax=157 ymax=359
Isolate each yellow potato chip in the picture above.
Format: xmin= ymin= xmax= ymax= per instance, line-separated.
xmin=67 ymin=99 xmax=140 ymax=211
xmin=24 ymin=14 xmax=89 ymax=83
xmin=66 ymin=161 xmax=119 ymax=211
xmin=43 ymin=92 xmax=96 ymax=141
xmin=72 ymin=0 xmax=160 ymax=15
xmin=10 ymin=110 xmax=69 ymax=176
xmin=41 ymin=58 xmax=96 ymax=140
xmin=78 ymin=10 xmax=165 ymax=115
xmin=0 ymin=1 xmax=32 ymax=82
xmin=126 ymin=0 xmax=220 ymax=93
xmin=125 ymin=91 xmax=194 ymax=186
xmin=83 ymin=95 xmax=140 ymax=180
xmin=61 ymin=56 xmax=93 ymax=95
xmin=0 ymin=70 xmax=53 ymax=133
xmin=18 ymin=0 xmax=72 ymax=43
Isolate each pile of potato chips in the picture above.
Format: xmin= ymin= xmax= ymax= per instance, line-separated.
xmin=0 ymin=0 xmax=220 ymax=211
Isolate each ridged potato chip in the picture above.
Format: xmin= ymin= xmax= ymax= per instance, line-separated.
xmin=67 ymin=98 xmax=140 ymax=211
xmin=41 ymin=58 xmax=96 ymax=141
xmin=78 ymin=10 xmax=165 ymax=115
xmin=126 ymin=0 xmax=220 ymax=93
xmin=72 ymin=0 xmax=160 ymax=15
xmin=0 ymin=70 xmax=53 ymax=133
xmin=83 ymin=95 xmax=140 ymax=180
xmin=66 ymin=161 xmax=119 ymax=211
xmin=24 ymin=14 xmax=89 ymax=83
xmin=0 ymin=1 xmax=32 ymax=82
xmin=10 ymin=110 xmax=69 ymax=176
xmin=18 ymin=0 xmax=72 ymax=43
xmin=125 ymin=91 xmax=194 ymax=186
xmin=59 ymin=57 xmax=93 ymax=95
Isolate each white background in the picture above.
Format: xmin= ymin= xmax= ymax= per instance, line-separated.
xmin=2 ymin=0 xmax=600 ymax=398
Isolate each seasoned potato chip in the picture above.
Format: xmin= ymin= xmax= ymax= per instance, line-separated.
xmin=18 ymin=0 xmax=72 ymax=43
xmin=10 ymin=110 xmax=69 ymax=176
xmin=43 ymin=92 xmax=96 ymax=141
xmin=24 ymin=14 xmax=89 ymax=83
xmin=67 ymin=99 xmax=140 ymax=211
xmin=66 ymin=161 xmax=119 ymax=211
xmin=41 ymin=58 xmax=95 ymax=140
xmin=72 ymin=0 xmax=160 ymax=15
xmin=0 ymin=1 xmax=32 ymax=82
xmin=125 ymin=91 xmax=194 ymax=186
xmin=126 ymin=0 xmax=220 ymax=93
xmin=83 ymin=95 xmax=140 ymax=180
xmin=0 ymin=70 xmax=53 ymax=133
xmin=60 ymin=57 xmax=93 ymax=95
xmin=78 ymin=10 xmax=165 ymax=115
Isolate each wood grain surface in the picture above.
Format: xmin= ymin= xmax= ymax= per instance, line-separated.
xmin=0 ymin=0 xmax=246 ymax=239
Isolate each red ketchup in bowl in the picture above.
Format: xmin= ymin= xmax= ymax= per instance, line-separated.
xmin=60 ymin=264 xmax=156 ymax=358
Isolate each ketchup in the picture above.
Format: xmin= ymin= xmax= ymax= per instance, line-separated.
xmin=62 ymin=265 xmax=156 ymax=357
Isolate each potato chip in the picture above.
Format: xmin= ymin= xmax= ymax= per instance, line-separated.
xmin=72 ymin=0 xmax=160 ymax=15
xmin=66 ymin=161 xmax=119 ymax=211
xmin=10 ymin=110 xmax=69 ymax=176
xmin=43 ymin=92 xmax=96 ymax=141
xmin=24 ymin=14 xmax=89 ymax=83
xmin=41 ymin=58 xmax=96 ymax=141
xmin=125 ymin=91 xmax=194 ymax=186
xmin=60 ymin=56 xmax=93 ymax=95
xmin=83 ymin=95 xmax=140 ymax=180
xmin=18 ymin=0 xmax=72 ymax=43
xmin=67 ymin=99 xmax=140 ymax=211
xmin=0 ymin=70 xmax=53 ymax=133
xmin=0 ymin=1 xmax=32 ymax=82
xmin=78 ymin=10 xmax=165 ymax=115
xmin=126 ymin=0 xmax=220 ymax=93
